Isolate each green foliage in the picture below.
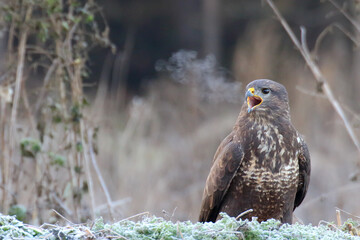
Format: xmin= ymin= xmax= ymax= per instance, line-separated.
xmin=244 ymin=218 xmax=359 ymax=240
xmin=52 ymin=114 xmax=62 ymax=124
xmin=0 ymin=0 xmax=112 ymax=225
xmin=74 ymin=165 xmax=82 ymax=174
xmin=37 ymin=21 xmax=49 ymax=42
xmin=20 ymin=138 xmax=41 ymax=158
xmin=61 ymin=20 xmax=69 ymax=31
xmin=45 ymin=0 xmax=62 ymax=14
xmin=0 ymin=214 xmax=44 ymax=238
xmin=71 ymin=104 xmax=82 ymax=123
xmin=48 ymin=152 xmax=66 ymax=167
xmin=76 ymin=142 xmax=83 ymax=152
xmin=8 ymin=205 xmax=27 ymax=222
xmin=92 ymin=214 xmax=360 ymax=240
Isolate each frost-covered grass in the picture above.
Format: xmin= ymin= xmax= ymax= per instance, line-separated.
xmin=1 ymin=213 xmax=359 ymax=239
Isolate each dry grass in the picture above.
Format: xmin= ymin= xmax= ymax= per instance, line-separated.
xmin=0 ymin=0 xmax=360 ymax=227
xmin=94 ymin=16 xmax=360 ymax=224
xmin=94 ymin=31 xmax=360 ymax=224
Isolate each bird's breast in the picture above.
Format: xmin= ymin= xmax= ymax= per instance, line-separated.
xmin=239 ymin=158 xmax=299 ymax=193
xmin=238 ymin=121 xmax=300 ymax=194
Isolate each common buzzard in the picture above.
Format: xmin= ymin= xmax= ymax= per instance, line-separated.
xmin=198 ymin=79 xmax=310 ymax=224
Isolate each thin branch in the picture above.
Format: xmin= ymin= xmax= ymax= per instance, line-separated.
xmin=6 ymin=5 xmax=16 ymax=64
xmin=87 ymin=129 xmax=114 ymax=219
xmin=0 ymin=96 xmax=8 ymax=209
xmin=265 ymin=0 xmax=323 ymax=82
xmin=118 ymin=212 xmax=150 ymax=223
xmin=50 ymin=192 xmax=73 ymax=216
xmin=236 ymin=209 xmax=253 ymax=220
xmin=22 ymin=86 xmax=37 ymax=132
xmin=7 ymin=5 xmax=33 ymax=213
xmin=335 ymin=207 xmax=360 ymax=219
xmin=295 ymin=85 xmax=327 ymax=98
xmin=95 ymin=197 xmax=131 ymax=213
xmin=336 ymin=209 xmax=342 ymax=226
xmin=328 ymin=0 xmax=360 ymax=33
xmin=52 ymin=209 xmax=74 ymax=225
xmin=79 ymin=120 xmax=95 ymax=220
xmin=265 ymin=0 xmax=360 ymax=156
xmin=34 ymin=59 xmax=59 ymax=115
xmin=314 ymin=23 xmax=360 ymax=58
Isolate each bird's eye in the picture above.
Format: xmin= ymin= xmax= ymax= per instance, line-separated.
xmin=261 ymin=88 xmax=270 ymax=94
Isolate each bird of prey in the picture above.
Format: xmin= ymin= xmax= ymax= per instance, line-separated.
xmin=198 ymin=79 xmax=310 ymax=224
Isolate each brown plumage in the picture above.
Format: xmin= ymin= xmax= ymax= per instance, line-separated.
xmin=198 ymin=79 xmax=310 ymax=224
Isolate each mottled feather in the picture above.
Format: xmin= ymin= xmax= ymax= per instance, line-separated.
xmin=199 ymin=79 xmax=311 ymax=224
xmin=294 ymin=141 xmax=311 ymax=210
xmin=198 ymin=138 xmax=243 ymax=222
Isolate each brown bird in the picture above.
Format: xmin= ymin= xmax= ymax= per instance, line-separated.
xmin=198 ymin=79 xmax=310 ymax=224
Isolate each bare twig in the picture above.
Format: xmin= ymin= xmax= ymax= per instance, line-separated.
xmin=6 ymin=4 xmax=15 ymax=65
xmin=34 ymin=59 xmax=60 ymax=115
xmin=118 ymin=212 xmax=150 ymax=223
xmin=6 ymin=5 xmax=33 ymax=213
xmin=0 ymin=96 xmax=8 ymax=209
xmin=80 ymin=120 xmax=96 ymax=220
xmin=328 ymin=0 xmax=360 ymax=33
xmin=177 ymin=222 xmax=185 ymax=240
xmin=50 ymin=192 xmax=73 ymax=216
xmin=265 ymin=0 xmax=360 ymax=155
xmin=336 ymin=209 xmax=342 ymax=226
xmin=52 ymin=209 xmax=74 ymax=225
xmin=295 ymin=85 xmax=327 ymax=98
xmin=87 ymin=129 xmax=114 ymax=219
xmin=335 ymin=207 xmax=360 ymax=219
xmin=95 ymin=198 xmax=131 ymax=213
xmin=336 ymin=100 xmax=360 ymax=129
xmin=236 ymin=209 xmax=253 ymax=220
xmin=22 ymin=86 xmax=37 ymax=132
xmin=314 ymin=23 xmax=360 ymax=58
xmin=318 ymin=220 xmax=339 ymax=230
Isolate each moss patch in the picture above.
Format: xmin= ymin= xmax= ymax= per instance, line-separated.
xmin=1 ymin=213 xmax=359 ymax=239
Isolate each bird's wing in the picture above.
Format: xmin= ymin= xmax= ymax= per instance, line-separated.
xmin=294 ymin=139 xmax=311 ymax=210
xmin=198 ymin=139 xmax=244 ymax=222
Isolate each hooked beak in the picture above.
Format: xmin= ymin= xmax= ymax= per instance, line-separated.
xmin=246 ymin=88 xmax=263 ymax=113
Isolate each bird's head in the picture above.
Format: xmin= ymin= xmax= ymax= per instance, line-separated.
xmin=245 ymin=79 xmax=290 ymax=117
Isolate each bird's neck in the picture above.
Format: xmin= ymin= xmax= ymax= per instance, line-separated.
xmin=234 ymin=105 xmax=291 ymax=129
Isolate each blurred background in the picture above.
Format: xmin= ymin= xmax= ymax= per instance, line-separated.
xmin=1 ymin=0 xmax=360 ymax=225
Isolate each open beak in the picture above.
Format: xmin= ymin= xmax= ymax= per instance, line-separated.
xmin=246 ymin=88 xmax=263 ymax=113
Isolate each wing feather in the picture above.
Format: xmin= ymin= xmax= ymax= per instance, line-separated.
xmin=294 ymin=140 xmax=311 ymax=210
xmin=198 ymin=137 xmax=243 ymax=222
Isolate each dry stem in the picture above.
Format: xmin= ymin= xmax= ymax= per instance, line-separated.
xmin=328 ymin=0 xmax=360 ymax=33
xmin=34 ymin=59 xmax=60 ymax=115
xmin=87 ymin=129 xmax=114 ymax=219
xmin=265 ymin=0 xmax=360 ymax=156
xmin=336 ymin=209 xmax=342 ymax=226
xmin=6 ymin=5 xmax=33 ymax=213
xmin=80 ymin=120 xmax=96 ymax=220
xmin=236 ymin=209 xmax=253 ymax=220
